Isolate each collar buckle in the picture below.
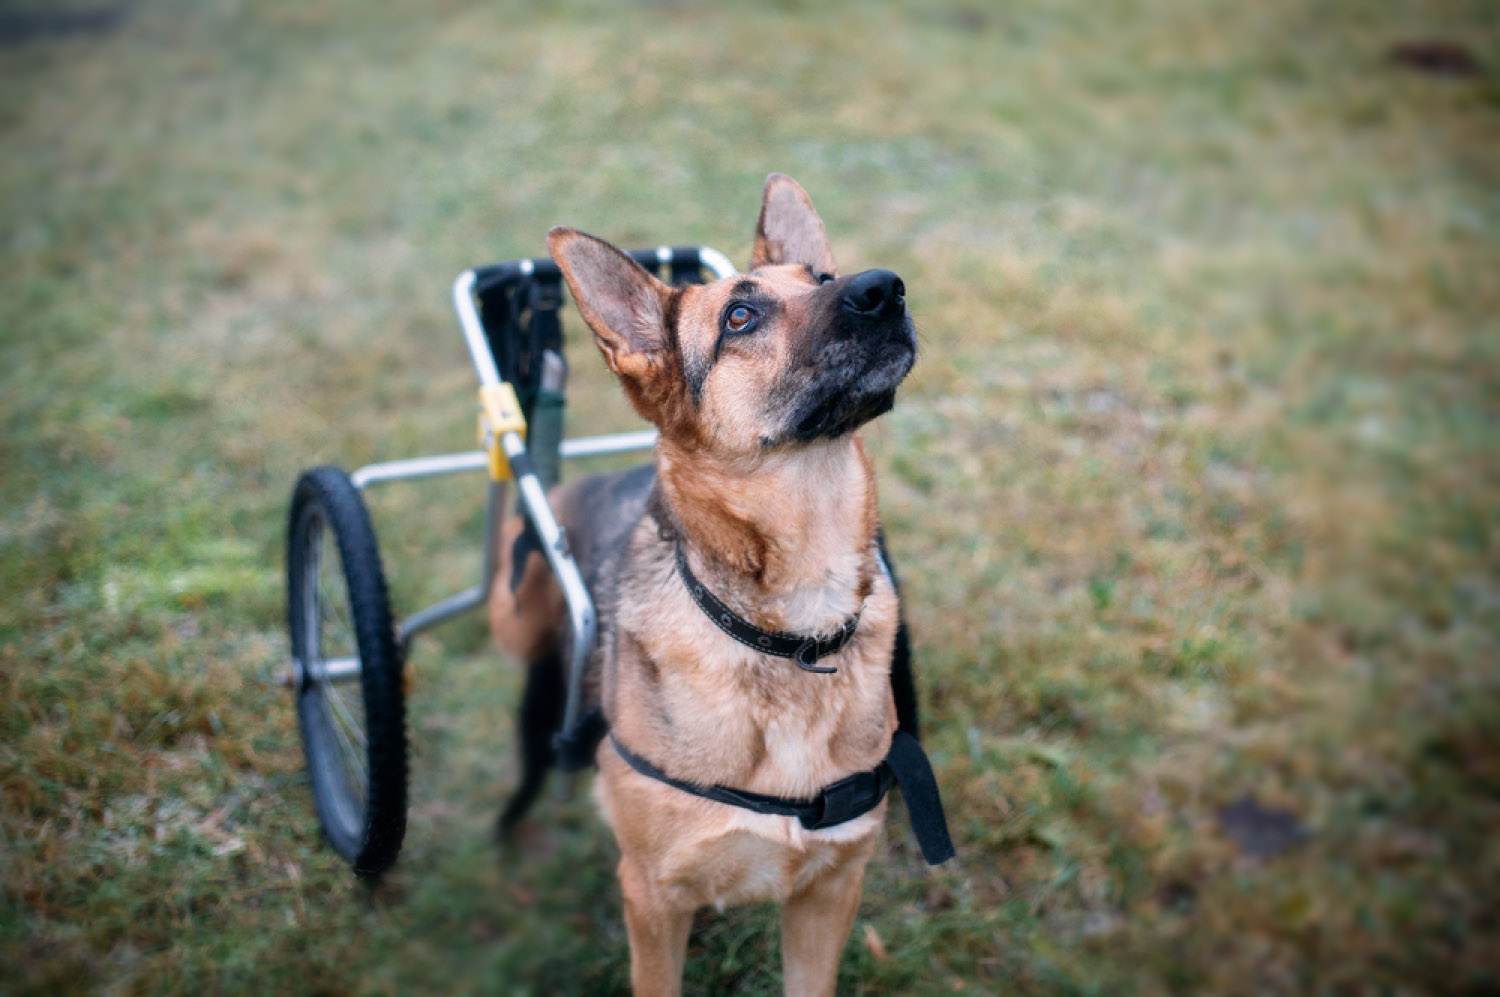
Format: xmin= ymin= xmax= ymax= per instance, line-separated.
xmin=676 ymin=542 xmax=855 ymax=675
xmin=794 ymin=639 xmax=838 ymax=674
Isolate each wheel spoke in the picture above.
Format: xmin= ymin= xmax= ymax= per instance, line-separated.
xmin=304 ymin=508 xmax=368 ymax=823
xmin=318 ymin=564 xmax=354 ymax=642
xmin=324 ymin=689 xmax=368 ymax=792
xmin=325 ymin=683 xmax=368 ymax=750
xmin=305 ymin=515 xmax=324 ymax=665
xmin=316 ymin=535 xmax=356 ymax=656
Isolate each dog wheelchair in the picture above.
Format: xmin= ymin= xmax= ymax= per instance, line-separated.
xmin=284 ymin=244 xmax=739 ymax=875
xmin=285 ymin=242 xmax=936 ymax=877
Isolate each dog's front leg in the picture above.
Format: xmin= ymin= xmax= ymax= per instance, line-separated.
xmin=619 ymin=857 xmax=694 ymax=997
xmin=780 ymin=845 xmax=874 ymax=997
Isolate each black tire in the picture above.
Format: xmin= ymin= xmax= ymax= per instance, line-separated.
xmin=286 ymin=466 xmax=407 ymax=875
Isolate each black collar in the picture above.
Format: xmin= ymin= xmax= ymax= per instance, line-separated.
xmin=673 ymin=543 xmax=860 ymax=674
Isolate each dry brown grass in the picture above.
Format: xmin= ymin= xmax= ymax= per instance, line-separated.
xmin=2 ymin=0 xmax=1497 ymax=992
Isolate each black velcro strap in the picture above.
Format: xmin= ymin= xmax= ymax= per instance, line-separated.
xmin=553 ymin=707 xmax=608 ymax=773
xmin=522 ymin=279 xmax=564 ymax=422
xmin=609 ymin=735 xmax=893 ymax=830
xmin=674 ymin=544 xmax=859 ymax=673
xmin=875 ymin=526 xmax=920 ymax=740
xmin=506 ymin=447 xmax=538 ymax=483
xmin=610 ymin=730 xmax=954 ymax=865
xmin=808 ymin=765 xmax=896 ymax=829
xmin=885 ymin=730 xmax=955 ymax=864
xmin=606 ymin=731 xmax=948 ymax=863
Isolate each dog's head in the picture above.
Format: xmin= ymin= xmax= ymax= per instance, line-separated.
xmin=548 ymin=174 xmax=916 ymax=457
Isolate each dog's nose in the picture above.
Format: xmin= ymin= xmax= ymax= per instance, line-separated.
xmin=841 ymin=269 xmax=906 ymax=319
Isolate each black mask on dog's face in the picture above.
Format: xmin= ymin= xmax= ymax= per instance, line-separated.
xmin=769 ymin=266 xmax=916 ymax=444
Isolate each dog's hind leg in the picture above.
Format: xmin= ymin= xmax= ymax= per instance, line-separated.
xmin=497 ymin=650 xmax=565 ymax=835
xmin=489 ymin=513 xmax=568 ymax=836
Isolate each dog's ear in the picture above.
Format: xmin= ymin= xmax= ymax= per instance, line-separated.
xmin=548 ymin=227 xmax=672 ymax=377
xmin=751 ymin=173 xmax=837 ymax=274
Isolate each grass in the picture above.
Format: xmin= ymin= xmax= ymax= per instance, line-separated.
xmin=2 ymin=0 xmax=1497 ymax=992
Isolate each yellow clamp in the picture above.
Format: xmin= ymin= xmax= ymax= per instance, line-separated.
xmin=477 ymin=382 xmax=527 ymax=480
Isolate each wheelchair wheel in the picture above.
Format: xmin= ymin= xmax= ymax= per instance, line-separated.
xmin=286 ymin=466 xmax=407 ymax=875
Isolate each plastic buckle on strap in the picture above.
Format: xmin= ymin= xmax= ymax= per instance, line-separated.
xmin=802 ymin=771 xmax=874 ymax=830
xmin=478 ymin=382 xmax=527 ymax=480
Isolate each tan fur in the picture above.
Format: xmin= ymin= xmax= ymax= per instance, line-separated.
xmin=487 ymin=515 xmax=565 ymax=662
xmin=492 ymin=175 xmax=910 ymax=996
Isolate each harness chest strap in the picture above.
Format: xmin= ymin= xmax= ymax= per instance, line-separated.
xmin=609 ymin=728 xmax=956 ymax=866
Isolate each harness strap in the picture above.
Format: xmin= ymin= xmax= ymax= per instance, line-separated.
xmin=883 ymin=728 xmax=956 ymax=865
xmin=609 ymin=729 xmax=955 ymax=865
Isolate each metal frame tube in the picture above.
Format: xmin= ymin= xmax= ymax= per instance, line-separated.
xmin=452 ymin=268 xmax=506 ymax=388
xmin=351 ymin=451 xmax=490 ymax=489
xmin=348 ymin=429 xmax=661 ymax=493
xmin=395 ymin=247 xmax=735 ymax=662
xmin=500 ymin=431 xmax=597 ymax=746
xmin=396 ymin=479 xmax=505 ymax=650
xmin=698 ymin=246 xmax=737 ymax=280
xmin=561 ymin=429 xmax=658 ymax=458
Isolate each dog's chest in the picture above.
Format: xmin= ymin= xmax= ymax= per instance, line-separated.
xmin=615 ymin=568 xmax=899 ymax=799
xmin=670 ymin=807 xmax=884 ymax=910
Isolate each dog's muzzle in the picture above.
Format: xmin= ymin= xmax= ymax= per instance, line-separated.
xmin=787 ymin=270 xmax=917 ymax=442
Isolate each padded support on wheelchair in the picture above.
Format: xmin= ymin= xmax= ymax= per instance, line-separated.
xmin=472 ymin=249 xmax=716 ymax=431
xmin=669 ymin=247 xmax=704 ymax=286
xmin=477 ymin=273 xmax=566 ymax=429
xmin=521 ymin=280 xmax=563 ymax=420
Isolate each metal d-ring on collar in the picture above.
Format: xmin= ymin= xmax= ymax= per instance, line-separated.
xmin=673 ymin=543 xmax=860 ymax=674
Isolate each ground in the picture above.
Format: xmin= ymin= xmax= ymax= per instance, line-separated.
xmin=1 ymin=0 xmax=1497 ymax=993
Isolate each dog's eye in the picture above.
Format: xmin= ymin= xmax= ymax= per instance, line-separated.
xmin=817 ymin=272 xmax=836 ymax=285
xmin=724 ymin=303 xmax=759 ymax=334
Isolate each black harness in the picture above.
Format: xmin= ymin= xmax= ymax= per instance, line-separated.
xmin=606 ymin=544 xmax=956 ymax=866
xmin=610 ymin=733 xmax=895 ymax=831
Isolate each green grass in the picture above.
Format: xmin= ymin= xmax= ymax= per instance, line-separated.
xmin=3 ymin=0 xmax=1498 ymax=992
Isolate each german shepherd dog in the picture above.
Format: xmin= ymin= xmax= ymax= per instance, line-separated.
xmin=489 ymin=175 xmax=943 ymax=995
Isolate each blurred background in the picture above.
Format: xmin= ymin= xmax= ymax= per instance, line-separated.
xmin=2 ymin=0 xmax=1496 ymax=992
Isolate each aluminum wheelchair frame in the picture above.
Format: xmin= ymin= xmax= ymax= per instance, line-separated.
xmin=386 ymin=247 xmax=732 ymax=741
xmin=285 ymin=245 xmax=736 ymax=873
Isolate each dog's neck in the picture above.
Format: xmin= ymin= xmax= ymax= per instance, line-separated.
xmin=654 ymin=435 xmax=879 ymax=634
